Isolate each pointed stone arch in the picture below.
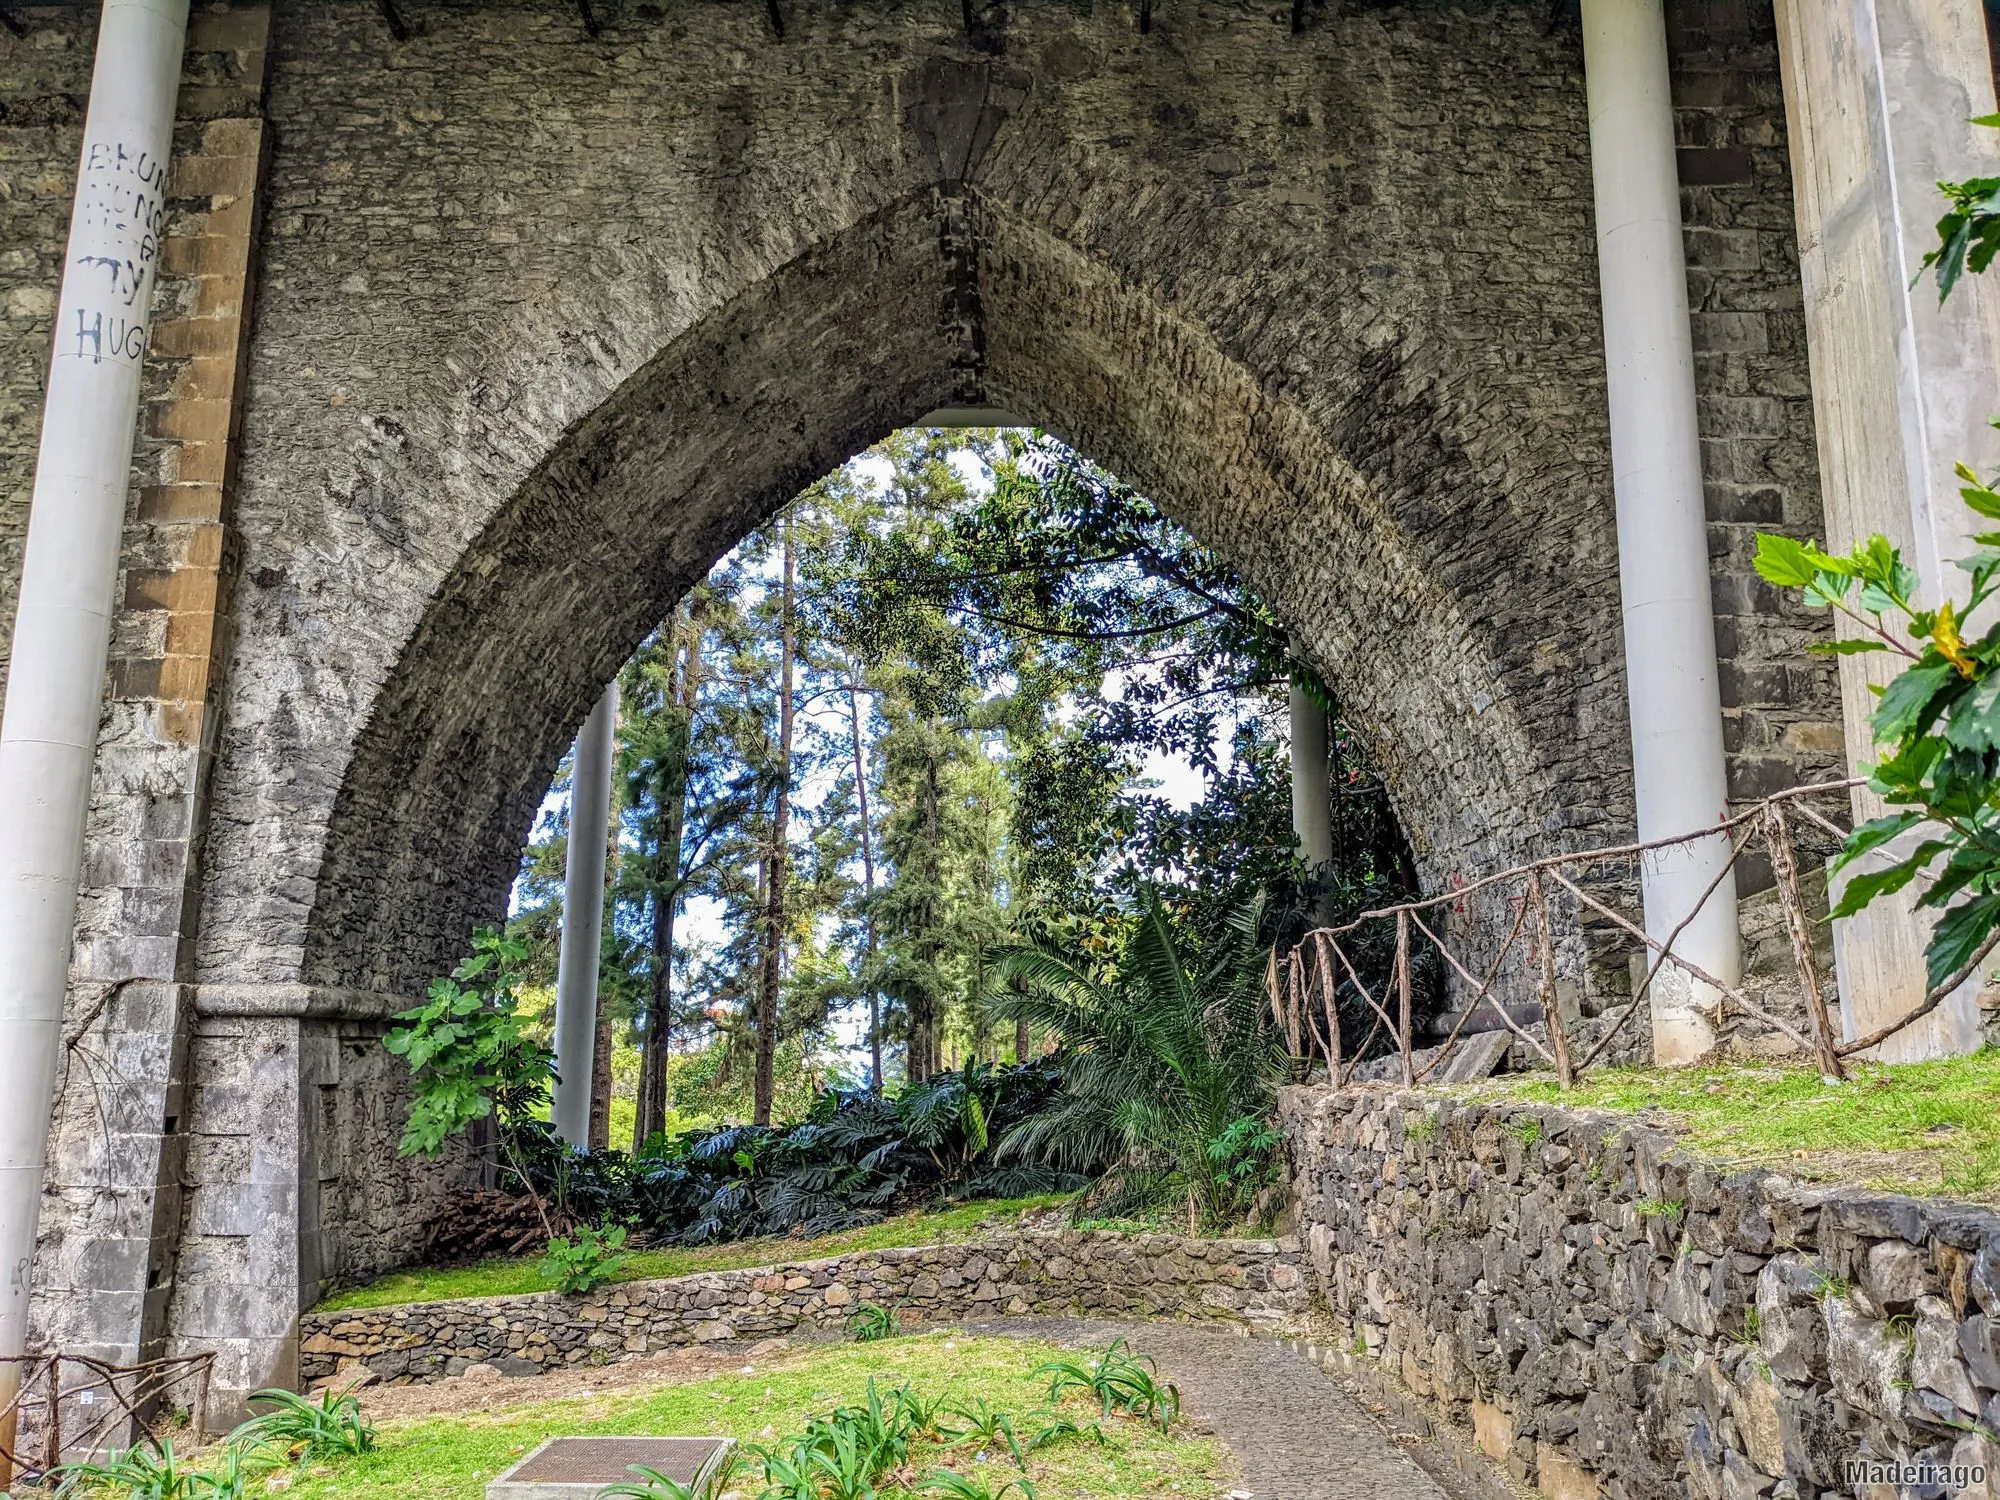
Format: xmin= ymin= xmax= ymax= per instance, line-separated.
xmin=281 ymin=190 xmax=1549 ymax=1001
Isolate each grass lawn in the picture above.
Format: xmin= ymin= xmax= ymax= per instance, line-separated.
xmin=314 ymin=1196 xmax=1072 ymax=1314
xmin=280 ymin=1334 xmax=1230 ymax=1500
xmin=1457 ymin=1049 xmax=2000 ymax=1200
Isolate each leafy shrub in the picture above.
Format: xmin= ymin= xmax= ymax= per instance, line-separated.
xmin=540 ymin=1221 xmax=630 ymax=1293
xmin=1204 ymin=1117 xmax=1284 ymax=1214
xmin=1749 ymin=119 xmax=2000 ymax=995
xmin=1921 ymin=125 xmax=2000 ymax=299
xmin=1756 ymin=482 xmax=2000 ymax=990
xmin=481 ymin=1057 xmax=1086 ymax=1249
xmin=384 ymin=929 xmax=551 ymax=1159
xmin=846 ymin=1302 xmax=896 ymax=1342
xmin=916 ymin=1473 xmax=1039 ymax=1500
xmin=1033 ymin=1340 xmax=1181 ymax=1433
xmin=228 ymin=1383 xmax=376 ymax=1462
xmin=50 ymin=1438 xmax=242 ymax=1499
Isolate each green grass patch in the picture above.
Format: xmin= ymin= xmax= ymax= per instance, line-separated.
xmin=314 ymin=1197 xmax=1070 ymax=1314
xmin=1459 ymin=1050 xmax=2000 ymax=1200
xmin=280 ymin=1334 xmax=1228 ymax=1500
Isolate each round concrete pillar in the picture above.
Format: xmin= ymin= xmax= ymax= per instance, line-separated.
xmin=0 ymin=0 xmax=189 ymax=1406
xmin=1582 ymin=0 xmax=1740 ymax=1062
xmin=552 ymin=681 xmax=618 ymax=1149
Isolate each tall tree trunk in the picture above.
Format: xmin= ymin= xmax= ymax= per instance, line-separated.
xmin=907 ymin=743 xmax=944 ymax=1084
xmin=970 ymin=944 xmax=988 ymax=1066
xmin=636 ymin=615 xmax=698 ymax=1151
xmin=846 ymin=664 xmax=882 ymax=1092
xmin=754 ymin=521 xmax=796 ymax=1126
xmin=588 ymin=1011 xmax=614 ymax=1151
xmin=636 ymin=888 xmax=676 ymax=1150
xmin=1014 ymin=1016 xmax=1029 ymax=1065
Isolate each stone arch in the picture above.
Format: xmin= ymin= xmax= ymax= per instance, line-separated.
xmin=289 ymin=189 xmax=1551 ymax=1000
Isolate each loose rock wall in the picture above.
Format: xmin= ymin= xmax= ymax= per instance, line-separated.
xmin=1280 ymin=1085 xmax=2000 ymax=1500
xmin=297 ymin=1230 xmax=1308 ymax=1386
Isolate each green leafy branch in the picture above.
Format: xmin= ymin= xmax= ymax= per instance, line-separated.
xmin=1920 ymin=115 xmax=2000 ymax=301
xmin=384 ymin=927 xmax=557 ymax=1235
xmin=1754 ymin=484 xmax=2000 ymax=996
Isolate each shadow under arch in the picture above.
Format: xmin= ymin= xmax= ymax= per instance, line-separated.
xmin=301 ymin=189 xmax=1548 ymax=998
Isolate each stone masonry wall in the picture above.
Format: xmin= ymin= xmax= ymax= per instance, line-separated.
xmin=0 ymin=0 xmax=1848 ymax=1428
xmin=297 ymin=1230 xmax=1308 ymax=1387
xmin=1281 ymin=1085 xmax=2000 ymax=1500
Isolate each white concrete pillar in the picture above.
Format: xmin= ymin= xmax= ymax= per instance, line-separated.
xmin=552 ymin=681 xmax=618 ymax=1149
xmin=1582 ymin=0 xmax=1740 ymax=1063
xmin=0 ymin=0 xmax=188 ymax=1390
xmin=1777 ymin=0 xmax=2000 ymax=1059
xmin=1289 ymin=677 xmax=1334 ymax=875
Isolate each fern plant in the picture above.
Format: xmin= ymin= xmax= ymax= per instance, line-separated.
xmin=986 ymin=893 xmax=1285 ymax=1231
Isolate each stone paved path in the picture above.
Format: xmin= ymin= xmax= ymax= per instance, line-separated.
xmin=961 ymin=1318 xmax=1457 ymax=1500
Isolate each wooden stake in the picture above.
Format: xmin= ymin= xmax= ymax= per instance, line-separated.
xmin=1315 ymin=934 xmax=1344 ymax=1085
xmin=1528 ymin=871 xmax=1575 ymax=1088
xmin=1764 ymin=804 xmax=1846 ymax=1080
xmin=1394 ymin=911 xmax=1414 ymax=1086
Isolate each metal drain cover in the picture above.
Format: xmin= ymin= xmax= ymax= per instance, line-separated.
xmin=487 ymin=1435 xmax=736 ymax=1498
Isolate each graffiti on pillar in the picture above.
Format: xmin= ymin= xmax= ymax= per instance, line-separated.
xmin=65 ymin=139 xmax=168 ymax=365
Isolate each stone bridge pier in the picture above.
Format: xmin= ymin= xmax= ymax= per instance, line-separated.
xmin=0 ymin=0 xmax=1989 ymax=1423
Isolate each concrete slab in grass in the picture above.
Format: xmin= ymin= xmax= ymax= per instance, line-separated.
xmin=486 ymin=1435 xmax=735 ymax=1498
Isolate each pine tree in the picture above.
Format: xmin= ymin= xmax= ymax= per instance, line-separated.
xmin=753 ymin=515 xmax=797 ymax=1125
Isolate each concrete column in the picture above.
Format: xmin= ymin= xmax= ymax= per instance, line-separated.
xmin=1289 ymin=677 xmax=1334 ymax=875
xmin=1777 ymin=0 xmax=2000 ymax=1059
xmin=1582 ymin=0 xmax=1741 ymax=1064
xmin=0 ymin=0 xmax=188 ymax=1404
xmin=552 ymin=681 xmax=617 ymax=1149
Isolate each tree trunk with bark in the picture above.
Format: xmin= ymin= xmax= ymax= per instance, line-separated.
xmin=906 ymin=742 xmax=945 ymax=1083
xmin=588 ymin=1011 xmax=614 ymax=1151
xmin=847 ymin=665 xmax=882 ymax=1092
xmin=754 ymin=521 xmax=796 ymax=1126
xmin=635 ymin=611 xmax=700 ymax=1151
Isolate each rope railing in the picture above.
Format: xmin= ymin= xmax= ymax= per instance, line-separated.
xmin=1268 ymin=778 xmax=1986 ymax=1089
xmin=0 ymin=1350 xmax=214 ymax=1489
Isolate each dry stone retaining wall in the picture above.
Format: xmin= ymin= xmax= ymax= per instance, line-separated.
xmin=1280 ymin=1085 xmax=2000 ymax=1500
xmin=297 ymin=1230 xmax=1308 ymax=1386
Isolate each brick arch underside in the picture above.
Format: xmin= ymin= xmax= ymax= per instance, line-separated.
xmin=298 ymin=193 xmax=1553 ymax=999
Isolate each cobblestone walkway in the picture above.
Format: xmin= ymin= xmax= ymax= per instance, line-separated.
xmin=960 ymin=1317 xmax=1457 ymax=1500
